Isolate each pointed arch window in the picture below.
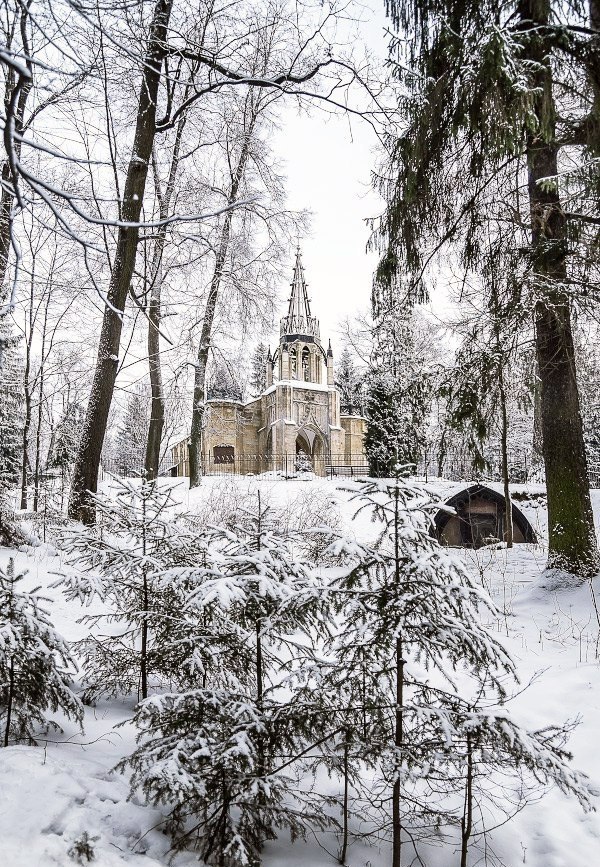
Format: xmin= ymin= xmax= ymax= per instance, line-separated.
xmin=289 ymin=346 xmax=297 ymax=378
xmin=302 ymin=347 xmax=310 ymax=381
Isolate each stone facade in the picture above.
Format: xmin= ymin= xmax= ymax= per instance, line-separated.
xmin=171 ymin=250 xmax=367 ymax=476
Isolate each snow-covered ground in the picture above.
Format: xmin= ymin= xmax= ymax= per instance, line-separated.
xmin=2 ymin=475 xmax=600 ymax=866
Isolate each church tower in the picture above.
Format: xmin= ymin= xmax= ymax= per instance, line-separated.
xmin=262 ymin=247 xmax=344 ymax=466
xmin=170 ymin=247 xmax=367 ymax=477
xmin=278 ymin=248 xmax=325 ymax=384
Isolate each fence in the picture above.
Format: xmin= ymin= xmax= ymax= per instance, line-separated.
xmin=194 ymin=453 xmax=371 ymax=479
xmin=95 ymin=449 xmax=600 ymax=487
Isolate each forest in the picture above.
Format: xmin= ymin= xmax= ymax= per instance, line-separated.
xmin=1 ymin=1 xmax=600 ymax=866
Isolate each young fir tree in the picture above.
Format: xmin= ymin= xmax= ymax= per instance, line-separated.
xmin=336 ymin=348 xmax=362 ymax=416
xmin=376 ymin=0 xmax=600 ymax=576
xmin=115 ymin=387 xmax=150 ymax=477
xmin=364 ymin=306 xmax=428 ymax=476
xmin=0 ymin=558 xmax=83 ymax=746
xmin=250 ymin=342 xmax=269 ymax=397
xmin=123 ymin=493 xmax=330 ymax=867
xmin=300 ymin=473 xmax=591 ymax=867
xmin=55 ymin=478 xmax=204 ymax=702
xmin=0 ymin=322 xmax=24 ymax=543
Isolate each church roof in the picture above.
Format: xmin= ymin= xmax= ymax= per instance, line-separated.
xmin=280 ymin=247 xmax=320 ymax=341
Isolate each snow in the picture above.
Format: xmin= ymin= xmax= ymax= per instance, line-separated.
xmin=2 ymin=475 xmax=600 ymax=865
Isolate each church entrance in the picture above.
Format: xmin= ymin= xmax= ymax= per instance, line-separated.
xmin=295 ymin=429 xmax=326 ymax=473
xmin=295 ymin=433 xmax=313 ymax=471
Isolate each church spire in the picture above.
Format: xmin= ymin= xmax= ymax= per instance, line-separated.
xmin=280 ymin=246 xmax=320 ymax=341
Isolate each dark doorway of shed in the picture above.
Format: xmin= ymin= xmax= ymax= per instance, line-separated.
xmin=434 ymin=484 xmax=536 ymax=548
xmin=460 ymin=511 xmax=499 ymax=548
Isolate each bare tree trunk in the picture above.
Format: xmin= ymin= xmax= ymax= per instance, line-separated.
xmin=3 ymin=657 xmax=14 ymax=748
xmin=69 ymin=0 xmax=173 ymax=522
xmin=144 ymin=103 xmax=189 ymax=479
xmin=338 ymin=733 xmax=350 ymax=866
xmin=498 ymin=364 xmax=513 ymax=547
xmin=0 ymin=2 xmax=33 ymax=298
xmin=19 ymin=332 xmax=32 ymax=510
xmin=520 ymin=0 xmax=598 ymax=575
xmin=188 ymin=109 xmax=257 ymax=487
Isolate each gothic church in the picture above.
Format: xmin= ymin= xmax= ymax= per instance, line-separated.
xmin=171 ymin=250 xmax=367 ymax=476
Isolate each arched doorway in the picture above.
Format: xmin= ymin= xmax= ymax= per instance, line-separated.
xmin=295 ymin=428 xmax=325 ymax=474
xmin=295 ymin=432 xmax=312 ymax=471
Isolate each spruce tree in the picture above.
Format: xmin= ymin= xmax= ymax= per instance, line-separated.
xmin=250 ymin=342 xmax=269 ymax=397
xmin=336 ymin=348 xmax=362 ymax=415
xmin=123 ymin=494 xmax=330 ymax=866
xmin=301 ymin=474 xmax=591 ymax=866
xmin=0 ymin=558 xmax=83 ymax=746
xmin=376 ymin=0 xmax=600 ymax=575
xmin=364 ymin=307 xmax=428 ymax=475
xmin=55 ymin=478 xmax=204 ymax=702
xmin=0 ymin=322 xmax=24 ymax=543
xmin=115 ymin=387 xmax=150 ymax=477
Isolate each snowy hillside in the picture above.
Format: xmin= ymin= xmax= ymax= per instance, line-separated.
xmin=1 ymin=475 xmax=600 ymax=867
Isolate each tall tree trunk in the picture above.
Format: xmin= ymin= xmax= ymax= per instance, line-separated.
xmin=19 ymin=347 xmax=32 ymax=510
xmin=339 ymin=732 xmax=350 ymax=865
xmin=4 ymin=657 xmax=14 ymax=748
xmin=69 ymin=0 xmax=173 ymax=522
xmin=520 ymin=0 xmax=598 ymax=575
xmin=32 ymin=292 xmax=50 ymax=512
xmin=392 ymin=480 xmax=403 ymax=867
xmin=0 ymin=2 xmax=33 ymax=300
xmin=498 ymin=364 xmax=513 ymax=547
xmin=144 ymin=98 xmax=190 ymax=479
xmin=188 ymin=110 xmax=257 ymax=487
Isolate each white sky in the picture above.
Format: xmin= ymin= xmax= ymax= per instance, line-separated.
xmin=269 ymin=2 xmax=389 ymax=354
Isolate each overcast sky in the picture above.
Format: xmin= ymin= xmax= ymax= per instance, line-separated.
xmin=270 ymin=1 xmax=389 ymax=354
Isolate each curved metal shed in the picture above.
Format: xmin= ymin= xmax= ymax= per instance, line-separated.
xmin=433 ymin=483 xmax=537 ymax=548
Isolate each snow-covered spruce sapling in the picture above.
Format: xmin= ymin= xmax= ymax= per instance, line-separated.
xmin=313 ymin=473 xmax=591 ymax=866
xmin=55 ymin=477 xmax=206 ymax=701
xmin=0 ymin=558 xmax=83 ymax=746
xmin=439 ymin=696 xmax=591 ymax=867
xmin=0 ymin=322 xmax=24 ymax=545
xmin=123 ymin=493 xmax=331 ymax=866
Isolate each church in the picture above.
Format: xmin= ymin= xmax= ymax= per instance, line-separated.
xmin=171 ymin=249 xmax=367 ymax=476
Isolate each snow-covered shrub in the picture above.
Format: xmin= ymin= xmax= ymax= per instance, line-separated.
xmin=123 ymin=493 xmax=332 ymax=866
xmin=190 ymin=479 xmax=342 ymax=564
xmin=0 ymin=558 xmax=82 ymax=746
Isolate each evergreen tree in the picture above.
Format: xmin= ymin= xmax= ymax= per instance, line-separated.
xmin=49 ymin=401 xmax=84 ymax=475
xmin=123 ymin=494 xmax=330 ymax=866
xmin=376 ymin=0 xmax=600 ymax=575
xmin=114 ymin=386 xmax=150 ymax=477
xmin=301 ymin=475 xmax=591 ymax=866
xmin=0 ymin=558 xmax=83 ymax=746
xmin=0 ymin=321 xmax=23 ymax=543
xmin=575 ymin=325 xmax=600 ymax=476
xmin=55 ymin=478 xmax=204 ymax=702
xmin=208 ymin=360 xmax=243 ymax=401
xmin=364 ymin=306 xmax=428 ymax=475
xmin=335 ymin=348 xmax=362 ymax=415
xmin=250 ymin=342 xmax=269 ymax=397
